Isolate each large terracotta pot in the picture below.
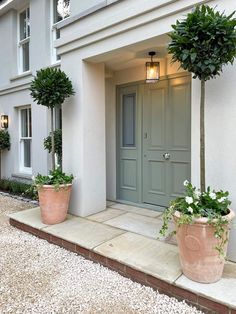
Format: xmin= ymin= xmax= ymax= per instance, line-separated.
xmin=174 ymin=209 xmax=235 ymax=283
xmin=37 ymin=184 xmax=72 ymax=225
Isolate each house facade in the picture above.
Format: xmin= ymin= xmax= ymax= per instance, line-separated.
xmin=0 ymin=0 xmax=236 ymax=261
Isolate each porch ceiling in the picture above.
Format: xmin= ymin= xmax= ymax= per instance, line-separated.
xmin=86 ymin=34 xmax=170 ymax=71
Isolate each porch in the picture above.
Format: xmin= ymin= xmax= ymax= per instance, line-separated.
xmin=9 ymin=202 xmax=236 ymax=314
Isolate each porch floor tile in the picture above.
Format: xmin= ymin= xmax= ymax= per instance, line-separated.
xmin=8 ymin=207 xmax=48 ymax=229
xmin=104 ymin=212 xmax=165 ymax=239
xmin=43 ymin=217 xmax=125 ymax=250
xmin=109 ymin=203 xmax=162 ymax=218
xmin=94 ymin=231 xmax=182 ymax=283
xmin=87 ymin=208 xmax=126 ymax=222
xmin=175 ymin=262 xmax=236 ymax=308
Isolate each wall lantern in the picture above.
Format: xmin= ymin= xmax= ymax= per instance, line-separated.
xmin=146 ymin=51 xmax=160 ymax=83
xmin=1 ymin=115 xmax=8 ymax=129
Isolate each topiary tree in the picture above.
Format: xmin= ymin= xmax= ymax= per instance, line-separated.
xmin=30 ymin=68 xmax=75 ymax=170
xmin=44 ymin=129 xmax=62 ymax=167
xmin=169 ymin=5 xmax=236 ymax=192
xmin=0 ymin=130 xmax=10 ymax=151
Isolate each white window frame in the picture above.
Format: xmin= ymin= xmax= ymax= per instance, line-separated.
xmin=50 ymin=0 xmax=70 ymax=64
xmin=19 ymin=106 xmax=32 ymax=174
xmin=18 ymin=6 xmax=30 ymax=73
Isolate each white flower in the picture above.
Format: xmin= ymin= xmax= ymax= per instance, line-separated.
xmin=188 ymin=207 xmax=193 ymax=214
xmin=218 ymin=197 xmax=226 ymax=203
xmin=31 ymin=175 xmax=35 ymax=181
xmin=185 ymin=196 xmax=193 ymax=204
xmin=183 ymin=180 xmax=189 ymax=186
xmin=209 ymin=192 xmax=216 ymax=200
xmin=194 ymin=190 xmax=201 ymax=198
xmin=48 ymin=175 xmax=53 ymax=179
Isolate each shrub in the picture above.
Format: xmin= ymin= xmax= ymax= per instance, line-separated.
xmin=0 ymin=178 xmax=38 ymax=200
xmin=44 ymin=129 xmax=62 ymax=166
xmin=0 ymin=130 xmax=10 ymax=150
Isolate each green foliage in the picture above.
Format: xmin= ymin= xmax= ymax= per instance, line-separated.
xmin=0 ymin=178 xmax=37 ymax=200
xmin=30 ymin=67 xmax=75 ymax=109
xmin=0 ymin=130 xmax=10 ymax=150
xmin=33 ymin=168 xmax=73 ymax=190
xmin=44 ymin=129 xmax=62 ymax=165
xmin=159 ymin=181 xmax=232 ymax=257
xmin=168 ymin=5 xmax=236 ymax=81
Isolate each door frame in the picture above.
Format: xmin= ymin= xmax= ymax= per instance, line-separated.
xmin=116 ymin=72 xmax=191 ymax=210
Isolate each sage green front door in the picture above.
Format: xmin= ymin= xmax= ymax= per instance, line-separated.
xmin=117 ymin=75 xmax=191 ymax=208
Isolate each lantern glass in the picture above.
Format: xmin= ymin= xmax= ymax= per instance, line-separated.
xmin=1 ymin=115 xmax=8 ymax=129
xmin=146 ymin=61 xmax=160 ymax=83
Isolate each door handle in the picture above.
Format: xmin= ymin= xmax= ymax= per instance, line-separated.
xmin=163 ymin=153 xmax=170 ymax=160
xmin=144 ymin=132 xmax=148 ymax=139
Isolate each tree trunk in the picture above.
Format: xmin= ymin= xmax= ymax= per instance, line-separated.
xmin=51 ymin=107 xmax=55 ymax=171
xmin=200 ymin=79 xmax=206 ymax=192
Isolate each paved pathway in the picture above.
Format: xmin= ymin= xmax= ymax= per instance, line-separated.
xmin=0 ymin=195 xmax=202 ymax=313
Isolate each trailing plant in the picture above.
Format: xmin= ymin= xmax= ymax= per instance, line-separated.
xmin=0 ymin=130 xmax=10 ymax=150
xmin=160 ymin=181 xmax=231 ymax=256
xmin=30 ymin=68 xmax=75 ymax=170
xmin=33 ymin=168 xmax=73 ymax=190
xmin=44 ymin=129 xmax=62 ymax=166
xmin=168 ymin=5 xmax=236 ymax=192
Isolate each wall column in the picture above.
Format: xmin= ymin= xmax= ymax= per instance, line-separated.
xmin=62 ymin=52 xmax=106 ymax=216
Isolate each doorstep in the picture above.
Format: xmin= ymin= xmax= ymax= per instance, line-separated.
xmin=8 ymin=206 xmax=236 ymax=314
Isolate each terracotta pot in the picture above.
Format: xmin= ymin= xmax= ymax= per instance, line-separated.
xmin=174 ymin=209 xmax=235 ymax=283
xmin=37 ymin=184 xmax=72 ymax=225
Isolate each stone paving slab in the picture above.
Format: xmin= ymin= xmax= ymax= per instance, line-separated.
xmin=94 ymin=232 xmax=182 ymax=283
xmin=106 ymin=201 xmax=116 ymax=207
xmin=87 ymin=208 xmax=126 ymax=222
xmin=42 ymin=215 xmax=126 ymax=250
xmin=8 ymin=207 xmax=48 ymax=229
xmin=109 ymin=203 xmax=162 ymax=218
xmin=176 ymin=262 xmax=236 ymax=309
xmin=104 ymin=212 xmax=164 ymax=239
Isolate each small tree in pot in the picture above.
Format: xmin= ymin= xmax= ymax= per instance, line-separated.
xmin=160 ymin=5 xmax=236 ymax=283
xmin=30 ymin=68 xmax=75 ymax=225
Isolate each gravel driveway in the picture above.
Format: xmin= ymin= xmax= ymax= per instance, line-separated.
xmin=0 ymin=195 xmax=203 ymax=314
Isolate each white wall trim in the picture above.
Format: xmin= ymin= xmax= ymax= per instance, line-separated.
xmin=56 ymin=0 xmax=123 ymax=30
xmin=0 ymin=81 xmax=31 ymax=96
xmin=55 ymin=0 xmax=212 ymax=56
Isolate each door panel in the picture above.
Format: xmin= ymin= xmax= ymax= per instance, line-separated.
xmin=117 ymin=86 xmax=139 ymax=203
xmin=142 ymin=80 xmax=169 ymax=206
xmin=143 ymin=76 xmax=191 ymax=207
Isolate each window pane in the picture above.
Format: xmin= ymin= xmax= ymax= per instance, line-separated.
xmin=23 ymin=139 xmax=31 ymax=168
xmin=22 ymin=42 xmax=29 ymax=72
xmin=20 ymin=10 xmax=27 ymax=40
xmin=29 ymin=108 xmax=32 ymax=137
xmin=53 ymin=0 xmax=62 ymax=23
xmin=27 ymin=8 xmax=30 ymax=37
xmin=21 ymin=109 xmax=28 ymax=137
xmin=122 ymin=94 xmax=136 ymax=147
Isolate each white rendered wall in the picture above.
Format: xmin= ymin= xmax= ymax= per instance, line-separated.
xmin=70 ymin=0 xmax=102 ymax=14
xmin=61 ymin=51 xmax=106 ymax=216
xmin=0 ymin=9 xmax=17 ymax=86
xmin=0 ymin=0 xmax=53 ymax=180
